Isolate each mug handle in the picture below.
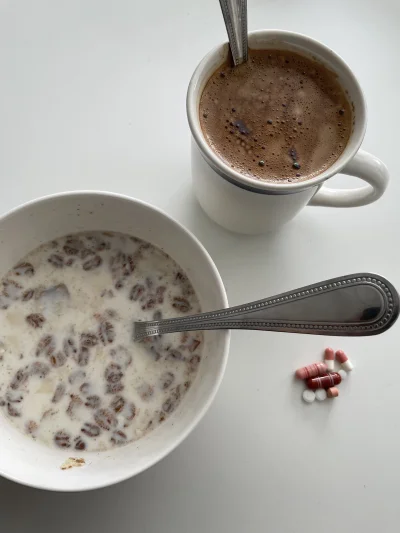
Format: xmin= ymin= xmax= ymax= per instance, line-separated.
xmin=308 ymin=149 xmax=389 ymax=207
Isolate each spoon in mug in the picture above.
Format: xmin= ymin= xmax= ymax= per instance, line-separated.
xmin=133 ymin=273 xmax=399 ymax=341
xmin=219 ymin=0 xmax=248 ymax=66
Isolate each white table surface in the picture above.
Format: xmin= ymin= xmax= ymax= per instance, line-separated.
xmin=0 ymin=0 xmax=399 ymax=531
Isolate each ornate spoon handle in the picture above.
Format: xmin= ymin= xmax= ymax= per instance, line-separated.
xmin=219 ymin=0 xmax=248 ymax=66
xmin=133 ymin=273 xmax=399 ymax=340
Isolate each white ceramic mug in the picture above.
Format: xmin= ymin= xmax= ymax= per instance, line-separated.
xmin=0 ymin=192 xmax=229 ymax=491
xmin=187 ymin=30 xmax=389 ymax=234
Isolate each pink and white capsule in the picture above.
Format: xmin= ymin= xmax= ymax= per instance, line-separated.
xmin=336 ymin=350 xmax=354 ymax=371
xmin=324 ymin=347 xmax=335 ymax=371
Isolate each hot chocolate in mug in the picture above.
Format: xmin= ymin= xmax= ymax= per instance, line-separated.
xmin=187 ymin=30 xmax=389 ymax=234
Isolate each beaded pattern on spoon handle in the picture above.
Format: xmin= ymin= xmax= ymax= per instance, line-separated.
xmin=134 ymin=274 xmax=399 ymax=340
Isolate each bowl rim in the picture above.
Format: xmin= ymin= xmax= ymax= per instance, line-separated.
xmin=0 ymin=190 xmax=230 ymax=492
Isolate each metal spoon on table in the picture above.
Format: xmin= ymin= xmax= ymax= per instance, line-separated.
xmin=219 ymin=0 xmax=248 ymax=66
xmin=133 ymin=273 xmax=399 ymax=341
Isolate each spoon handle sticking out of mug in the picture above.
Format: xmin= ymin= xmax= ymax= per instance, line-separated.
xmin=133 ymin=273 xmax=399 ymax=340
xmin=219 ymin=0 xmax=248 ymax=66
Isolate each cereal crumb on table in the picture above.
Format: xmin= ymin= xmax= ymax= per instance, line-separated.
xmin=60 ymin=457 xmax=85 ymax=470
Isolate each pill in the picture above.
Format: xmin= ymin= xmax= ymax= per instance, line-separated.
xmin=295 ymin=362 xmax=327 ymax=380
xmin=302 ymin=389 xmax=316 ymax=403
xmin=338 ymin=369 xmax=347 ymax=380
xmin=327 ymin=387 xmax=339 ymax=398
xmin=336 ymin=349 xmax=354 ymax=371
xmin=315 ymin=388 xmax=327 ymax=401
xmin=324 ymin=347 xmax=335 ymax=371
xmin=306 ymin=372 xmax=341 ymax=390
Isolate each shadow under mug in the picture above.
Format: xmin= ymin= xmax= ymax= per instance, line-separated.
xmin=187 ymin=30 xmax=389 ymax=234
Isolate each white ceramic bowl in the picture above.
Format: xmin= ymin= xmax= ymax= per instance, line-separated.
xmin=0 ymin=191 xmax=230 ymax=491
